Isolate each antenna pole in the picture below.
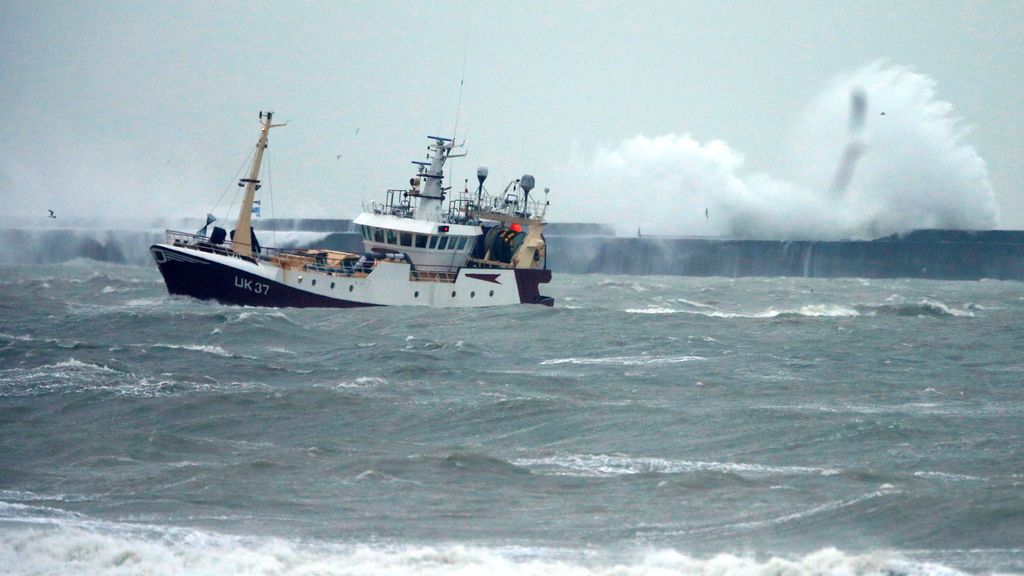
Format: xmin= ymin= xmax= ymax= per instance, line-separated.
xmin=451 ymin=32 xmax=468 ymax=140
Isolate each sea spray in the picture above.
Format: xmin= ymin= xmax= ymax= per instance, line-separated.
xmin=562 ymin=61 xmax=998 ymax=239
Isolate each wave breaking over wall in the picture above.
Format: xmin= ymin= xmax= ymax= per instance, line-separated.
xmin=561 ymin=62 xmax=998 ymax=239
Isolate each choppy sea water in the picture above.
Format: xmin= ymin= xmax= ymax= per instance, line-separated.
xmin=1 ymin=261 xmax=1022 ymax=575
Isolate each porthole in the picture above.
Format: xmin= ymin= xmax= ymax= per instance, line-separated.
xmin=489 ymin=290 xmax=494 ymax=297
xmin=311 ymin=279 xmax=317 ymax=286
xmin=451 ymin=291 xmax=457 ymax=298
xmin=414 ymin=291 xmax=419 ymax=298
xmin=331 ymin=282 xmax=335 ymax=289
xmin=349 ymin=285 xmax=354 ymax=292
xmin=470 ymin=291 xmax=475 ymax=298
xmin=298 ymin=276 xmax=303 ymax=284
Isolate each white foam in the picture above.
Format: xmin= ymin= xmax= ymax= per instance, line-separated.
xmin=229 ymin=310 xmax=298 ymax=325
xmin=625 ymin=307 xmax=680 ymax=314
xmin=48 ymin=358 xmax=119 ymax=374
xmin=267 ymin=347 xmax=297 ymax=355
xmin=756 ymin=403 xmax=969 ymax=417
xmin=677 ymin=304 xmax=860 ymax=319
xmin=540 ymin=355 xmax=705 ymax=366
xmin=124 ymin=297 xmax=167 ymax=307
xmin=513 ymin=453 xmax=838 ymax=478
xmin=152 ymin=343 xmax=234 ymax=357
xmin=334 ymin=376 xmax=387 ymax=389
xmin=0 ymin=358 xmax=219 ymax=398
xmin=0 ymin=524 xmax=973 ymax=576
xmin=674 ymin=298 xmax=716 ymax=309
xmin=913 ymin=471 xmax=984 ymax=482
xmin=795 ymin=304 xmax=861 ymax=317
xmin=0 ymin=490 xmax=91 ymax=504
xmin=597 ymin=280 xmax=649 ymax=292
xmin=917 ymin=298 xmax=974 ymax=318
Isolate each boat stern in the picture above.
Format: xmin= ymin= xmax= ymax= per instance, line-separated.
xmin=515 ymin=268 xmax=554 ymax=306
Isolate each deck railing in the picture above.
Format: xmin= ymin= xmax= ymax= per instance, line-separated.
xmin=165 ymin=230 xmax=314 ymax=269
xmin=451 ymin=187 xmax=548 ymax=222
xmin=165 ymin=230 xmax=462 ymax=283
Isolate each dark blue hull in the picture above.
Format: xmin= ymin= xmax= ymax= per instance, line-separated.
xmin=150 ymin=245 xmax=375 ymax=308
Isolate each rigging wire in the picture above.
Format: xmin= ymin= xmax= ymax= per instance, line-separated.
xmin=214 ymin=143 xmax=258 ymax=224
xmin=451 ymin=32 xmax=468 ymax=141
xmin=223 ymin=144 xmax=261 ymax=232
xmin=266 ymin=146 xmax=276 ymax=247
xmin=446 ymin=31 xmax=469 ymax=199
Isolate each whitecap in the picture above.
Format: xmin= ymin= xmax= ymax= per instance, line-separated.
xmin=0 ymin=522 xmax=972 ymax=576
xmin=124 ymin=297 xmax=167 ymax=307
xmin=795 ymin=304 xmax=861 ymax=317
xmin=913 ymin=471 xmax=984 ymax=482
xmin=674 ymin=298 xmax=716 ymax=309
xmin=512 ymin=453 xmax=838 ymax=477
xmin=49 ymin=358 xmax=119 ymax=373
xmin=334 ymin=376 xmax=387 ymax=389
xmin=624 ymin=307 xmax=680 ymax=314
xmin=151 ymin=343 xmax=233 ymax=357
xmin=756 ymin=402 xmax=965 ymax=416
xmin=917 ymin=298 xmax=974 ymax=317
xmin=687 ymin=305 xmax=860 ymax=319
xmin=540 ymin=355 xmax=705 ymax=366
xmin=228 ymin=310 xmax=298 ymax=325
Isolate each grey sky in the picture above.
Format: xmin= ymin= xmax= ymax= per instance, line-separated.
xmin=2 ymin=1 xmax=1022 ymax=233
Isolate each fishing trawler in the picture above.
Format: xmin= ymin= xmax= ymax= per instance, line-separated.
xmin=150 ymin=112 xmax=553 ymax=308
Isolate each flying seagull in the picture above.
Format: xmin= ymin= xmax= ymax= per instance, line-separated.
xmin=705 ymin=208 xmax=709 ymax=220
xmin=47 ymin=210 xmax=56 ymax=219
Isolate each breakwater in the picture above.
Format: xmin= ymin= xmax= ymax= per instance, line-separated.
xmin=3 ymin=219 xmax=1022 ymax=280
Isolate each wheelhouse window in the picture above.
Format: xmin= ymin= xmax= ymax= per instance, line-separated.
xmin=437 ymin=236 xmax=449 ymax=250
xmin=428 ymin=235 xmax=438 ymax=249
xmin=456 ymin=237 xmax=468 ymax=250
xmin=373 ymin=228 xmax=384 ymax=243
xmin=386 ymin=229 xmax=397 ymax=245
xmin=415 ymin=234 xmax=427 ymax=248
xmin=400 ymin=232 xmax=412 ymax=247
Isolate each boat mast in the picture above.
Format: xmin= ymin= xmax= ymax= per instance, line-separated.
xmin=412 ymin=136 xmax=455 ymax=222
xmin=234 ymin=111 xmax=284 ymax=259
